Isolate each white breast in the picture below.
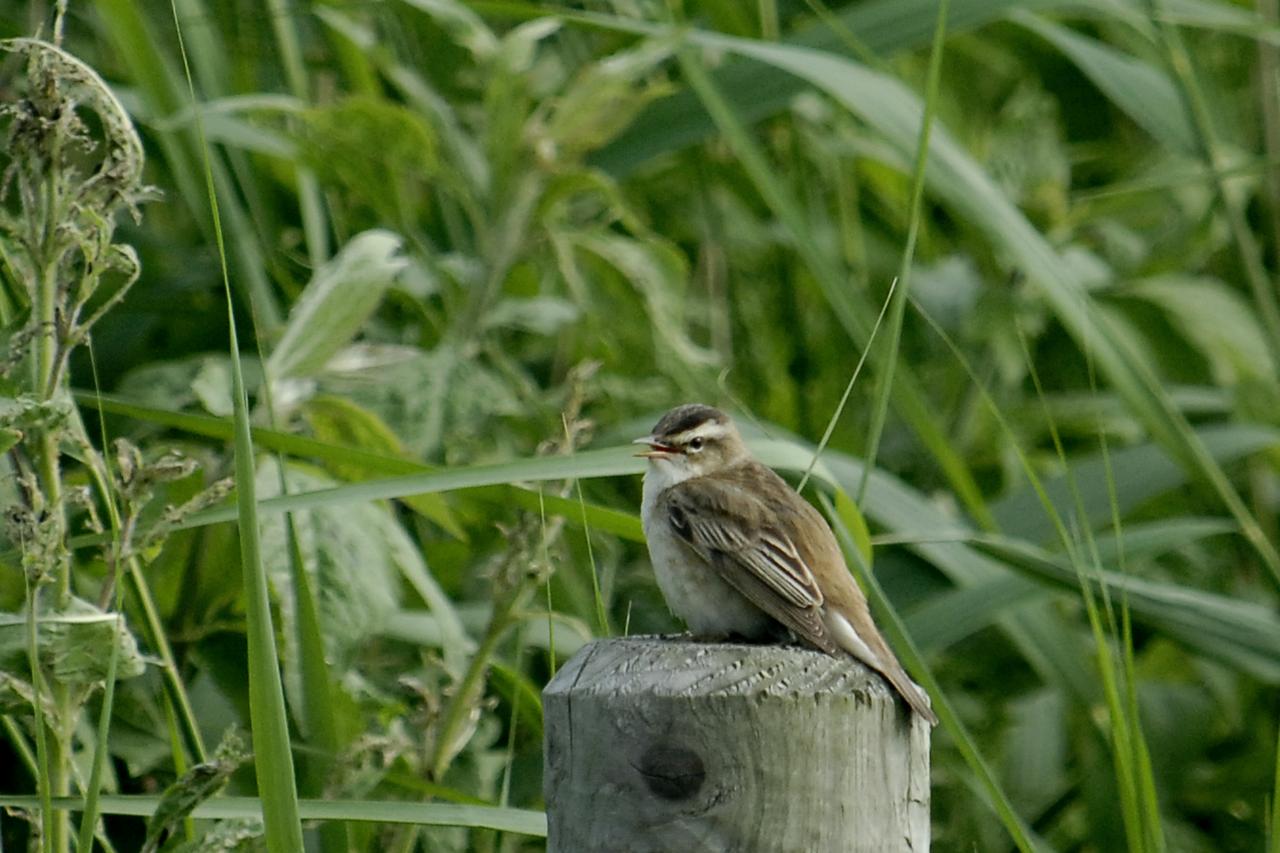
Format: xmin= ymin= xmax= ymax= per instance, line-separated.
xmin=641 ymin=462 xmax=773 ymax=638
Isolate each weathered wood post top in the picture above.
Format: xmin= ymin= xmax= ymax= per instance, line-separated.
xmin=543 ymin=636 xmax=930 ymax=852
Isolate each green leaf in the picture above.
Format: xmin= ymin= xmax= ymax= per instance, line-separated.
xmin=832 ymin=489 xmax=874 ymax=570
xmin=588 ymin=0 xmax=1090 ymax=175
xmin=70 ymin=392 xmax=644 ymax=544
xmin=1125 ymin=275 xmax=1278 ymax=383
xmin=302 ymin=395 xmax=465 ymax=539
xmin=1010 ymin=11 xmax=1197 ymax=154
xmin=572 ymin=5 xmax=1280 ymax=581
xmin=993 ymin=424 xmax=1280 ymax=543
xmin=256 ymin=459 xmax=403 ymax=677
xmin=905 ymin=574 xmax=1043 ymax=652
xmin=142 ymin=731 xmax=247 ymax=853
xmin=267 ymin=230 xmax=408 ymax=380
xmin=0 ymin=427 xmax=21 ymax=455
xmin=972 ymin=535 xmax=1280 ymax=683
xmin=0 ymin=598 xmax=146 ymax=689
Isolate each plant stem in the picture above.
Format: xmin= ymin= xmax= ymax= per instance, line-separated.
xmin=34 ymin=139 xmax=73 ymax=853
xmin=82 ymin=457 xmax=209 ymax=764
xmin=430 ymin=596 xmax=525 ymax=781
xmin=25 ymin=581 xmax=55 ymax=853
xmin=48 ymin=684 xmax=71 ymax=853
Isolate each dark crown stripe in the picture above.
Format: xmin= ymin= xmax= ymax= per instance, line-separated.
xmin=652 ymin=404 xmax=727 ymax=438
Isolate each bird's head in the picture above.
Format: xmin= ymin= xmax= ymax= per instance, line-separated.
xmin=634 ymin=404 xmax=749 ymax=479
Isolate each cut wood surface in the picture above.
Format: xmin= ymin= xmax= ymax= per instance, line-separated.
xmin=543 ymin=636 xmax=930 ymax=852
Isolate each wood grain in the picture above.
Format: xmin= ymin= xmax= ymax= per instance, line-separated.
xmin=544 ymin=636 xmax=930 ymax=852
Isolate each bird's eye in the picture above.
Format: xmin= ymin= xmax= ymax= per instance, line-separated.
xmin=688 ymin=437 xmax=704 ymax=452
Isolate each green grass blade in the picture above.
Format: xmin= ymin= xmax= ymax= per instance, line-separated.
xmin=820 ymin=493 xmax=1040 ymax=853
xmin=168 ymin=2 xmax=305 ymax=848
xmin=583 ymin=0 xmax=1093 ymax=175
xmin=76 ymin=348 xmax=127 ymax=853
xmin=74 ymin=391 xmax=638 ymax=541
xmin=91 ymin=0 xmax=282 ymax=328
xmin=1273 ymin=718 xmax=1280 ymax=853
xmin=605 ymin=8 xmax=1280 ymax=583
xmin=539 ymin=488 xmax=559 ymax=677
xmin=676 ymin=36 xmax=993 ymax=529
xmin=263 ymin=0 xmax=330 ymax=269
xmin=857 ymin=0 xmax=949 ymax=504
xmin=221 ymin=168 xmax=306 ymax=853
xmin=284 ymin=503 xmax=353 ymax=853
xmin=0 ymin=795 xmax=547 ymax=836
xmin=1010 ymin=11 xmax=1196 ymax=154
xmin=1145 ymin=0 xmax=1280 ymax=376
xmin=1092 ymin=355 xmax=1165 ymax=853
xmin=797 ymin=277 xmax=897 ymax=496
xmin=576 ymin=477 xmax=609 ymax=636
xmin=1019 ymin=334 xmax=1163 ymax=851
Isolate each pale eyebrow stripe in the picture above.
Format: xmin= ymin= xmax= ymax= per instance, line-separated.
xmin=673 ymin=421 xmax=730 ymax=443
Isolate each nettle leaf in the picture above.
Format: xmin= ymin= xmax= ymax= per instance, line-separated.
xmin=0 ymin=393 xmax=73 ymax=433
xmin=496 ymin=18 xmax=561 ymax=76
xmin=535 ymin=39 xmax=674 ymax=159
xmin=0 ymin=671 xmax=46 ymax=715
xmin=318 ymin=344 xmax=523 ymax=458
xmin=163 ymin=819 xmax=262 ymax=853
xmin=268 ymin=231 xmax=409 ymax=381
xmin=479 ymin=296 xmax=580 ymax=336
xmin=301 ymin=395 xmax=465 ymax=539
xmin=0 ymin=597 xmax=145 ymax=691
xmin=117 ymin=355 xmax=264 ymax=418
xmin=256 ymin=458 xmax=401 ymax=677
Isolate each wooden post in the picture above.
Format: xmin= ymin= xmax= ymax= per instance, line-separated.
xmin=543 ymin=636 xmax=930 ymax=852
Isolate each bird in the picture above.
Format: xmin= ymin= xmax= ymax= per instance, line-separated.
xmin=635 ymin=403 xmax=937 ymax=725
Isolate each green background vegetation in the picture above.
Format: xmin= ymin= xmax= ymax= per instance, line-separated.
xmin=2 ymin=0 xmax=1279 ymax=850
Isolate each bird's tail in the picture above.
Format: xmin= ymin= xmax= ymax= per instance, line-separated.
xmin=876 ymin=659 xmax=938 ymax=726
xmin=824 ymin=608 xmax=938 ymax=725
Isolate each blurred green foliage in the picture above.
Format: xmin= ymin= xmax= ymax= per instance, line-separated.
xmin=2 ymin=0 xmax=1279 ymax=850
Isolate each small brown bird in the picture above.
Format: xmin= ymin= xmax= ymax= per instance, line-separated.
xmin=636 ymin=403 xmax=937 ymax=725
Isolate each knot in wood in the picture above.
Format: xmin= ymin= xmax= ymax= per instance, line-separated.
xmin=636 ymin=742 xmax=705 ymax=801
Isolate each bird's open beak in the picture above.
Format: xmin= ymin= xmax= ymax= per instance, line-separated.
xmin=633 ymin=436 xmax=678 ymax=458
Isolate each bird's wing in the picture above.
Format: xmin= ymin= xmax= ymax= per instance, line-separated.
xmin=659 ymin=476 xmax=837 ymax=653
